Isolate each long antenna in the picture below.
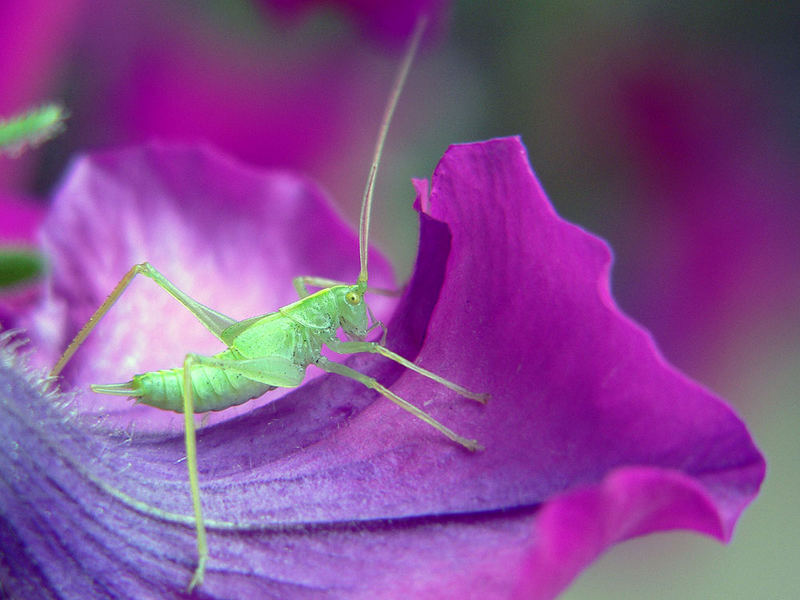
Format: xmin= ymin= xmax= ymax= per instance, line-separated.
xmin=357 ymin=15 xmax=427 ymax=290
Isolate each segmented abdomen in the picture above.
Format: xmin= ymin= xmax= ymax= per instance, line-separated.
xmin=132 ymin=352 xmax=275 ymax=413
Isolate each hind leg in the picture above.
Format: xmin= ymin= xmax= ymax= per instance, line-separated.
xmin=51 ymin=262 xmax=237 ymax=378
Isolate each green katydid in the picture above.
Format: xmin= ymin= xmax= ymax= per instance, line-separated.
xmin=49 ymin=17 xmax=486 ymax=592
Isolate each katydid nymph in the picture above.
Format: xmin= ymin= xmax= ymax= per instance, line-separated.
xmin=49 ymin=18 xmax=487 ymax=592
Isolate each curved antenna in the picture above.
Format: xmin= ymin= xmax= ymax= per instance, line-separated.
xmin=357 ymin=16 xmax=427 ymax=290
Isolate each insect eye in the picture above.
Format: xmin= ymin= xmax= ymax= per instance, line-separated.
xmin=345 ymin=291 xmax=360 ymax=305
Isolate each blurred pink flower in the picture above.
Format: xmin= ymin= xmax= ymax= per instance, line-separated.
xmin=258 ymin=0 xmax=449 ymax=43
xmin=0 ymin=0 xmax=428 ymax=208
xmin=568 ymin=32 xmax=800 ymax=380
xmin=0 ymin=0 xmax=84 ymax=191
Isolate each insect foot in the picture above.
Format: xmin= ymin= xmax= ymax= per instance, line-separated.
xmin=458 ymin=436 xmax=485 ymax=452
xmin=187 ymin=555 xmax=208 ymax=593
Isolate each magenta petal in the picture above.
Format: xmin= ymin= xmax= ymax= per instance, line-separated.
xmin=2 ymin=139 xmax=763 ymax=598
xmin=510 ymin=467 xmax=715 ymax=598
xmin=405 ymin=138 xmax=765 ymax=595
xmin=414 ymin=138 xmax=764 ymax=500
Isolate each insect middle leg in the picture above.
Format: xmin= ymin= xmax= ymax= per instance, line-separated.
xmin=327 ymin=340 xmax=489 ymax=403
xmin=314 ymin=356 xmax=483 ymax=451
xmin=51 ymin=262 xmax=237 ymax=377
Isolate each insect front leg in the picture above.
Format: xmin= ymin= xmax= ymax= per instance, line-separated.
xmin=364 ymin=304 xmax=388 ymax=345
xmin=326 ymin=340 xmax=489 ymax=403
xmin=314 ymin=356 xmax=483 ymax=452
xmin=293 ymin=275 xmax=404 ymax=299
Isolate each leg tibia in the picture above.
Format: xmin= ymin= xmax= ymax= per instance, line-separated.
xmin=315 ymin=357 xmax=482 ymax=452
xmin=326 ymin=341 xmax=489 ymax=404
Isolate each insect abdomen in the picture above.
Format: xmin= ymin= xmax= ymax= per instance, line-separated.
xmin=131 ymin=358 xmax=275 ymax=413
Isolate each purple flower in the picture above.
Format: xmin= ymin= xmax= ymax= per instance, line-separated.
xmin=2 ymin=139 xmax=763 ymax=598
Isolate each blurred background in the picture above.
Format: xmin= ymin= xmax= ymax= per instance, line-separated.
xmin=1 ymin=1 xmax=797 ymax=597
